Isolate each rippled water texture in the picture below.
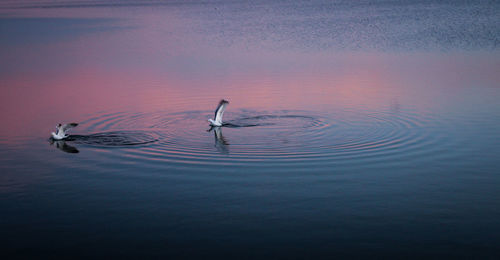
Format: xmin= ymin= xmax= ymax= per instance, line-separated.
xmin=1 ymin=1 xmax=499 ymax=258
xmin=48 ymin=109 xmax=461 ymax=173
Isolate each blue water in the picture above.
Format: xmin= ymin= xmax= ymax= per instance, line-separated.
xmin=1 ymin=1 xmax=499 ymax=258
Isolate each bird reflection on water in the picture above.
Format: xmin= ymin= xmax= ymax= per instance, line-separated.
xmin=208 ymin=126 xmax=229 ymax=154
xmin=49 ymin=139 xmax=79 ymax=153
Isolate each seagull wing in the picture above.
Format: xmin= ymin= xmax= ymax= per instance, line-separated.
xmin=62 ymin=123 xmax=78 ymax=132
xmin=214 ymin=100 xmax=229 ymax=122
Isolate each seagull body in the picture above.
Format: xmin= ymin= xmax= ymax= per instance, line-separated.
xmin=51 ymin=123 xmax=78 ymax=140
xmin=208 ymin=99 xmax=229 ymax=127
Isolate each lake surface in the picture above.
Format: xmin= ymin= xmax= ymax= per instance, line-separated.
xmin=1 ymin=1 xmax=499 ymax=258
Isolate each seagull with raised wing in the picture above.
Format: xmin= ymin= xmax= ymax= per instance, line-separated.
xmin=208 ymin=99 xmax=229 ymax=127
xmin=51 ymin=123 xmax=78 ymax=140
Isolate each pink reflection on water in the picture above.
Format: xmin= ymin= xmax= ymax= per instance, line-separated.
xmin=1 ymin=6 xmax=498 ymax=142
xmin=2 ymin=50 xmax=498 ymax=142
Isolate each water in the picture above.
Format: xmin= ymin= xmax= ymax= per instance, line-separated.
xmin=1 ymin=1 xmax=499 ymax=258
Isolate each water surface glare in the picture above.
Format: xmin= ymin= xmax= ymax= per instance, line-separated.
xmin=1 ymin=1 xmax=499 ymax=259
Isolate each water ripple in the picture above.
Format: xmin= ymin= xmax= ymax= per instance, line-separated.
xmin=69 ymin=132 xmax=159 ymax=147
xmin=56 ymin=108 xmax=459 ymax=173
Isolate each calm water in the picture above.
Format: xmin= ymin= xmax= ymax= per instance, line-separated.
xmin=1 ymin=1 xmax=500 ymax=258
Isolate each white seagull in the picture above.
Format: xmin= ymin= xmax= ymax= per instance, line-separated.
xmin=208 ymin=99 xmax=229 ymax=127
xmin=51 ymin=123 xmax=78 ymax=140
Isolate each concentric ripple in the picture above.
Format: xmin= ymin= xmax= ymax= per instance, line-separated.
xmin=68 ymin=132 xmax=159 ymax=147
xmin=61 ymin=108 xmax=461 ymax=173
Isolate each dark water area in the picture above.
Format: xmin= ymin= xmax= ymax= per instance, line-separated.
xmin=1 ymin=1 xmax=499 ymax=258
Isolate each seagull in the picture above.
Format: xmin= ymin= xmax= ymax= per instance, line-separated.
xmin=51 ymin=123 xmax=78 ymax=140
xmin=208 ymin=99 xmax=229 ymax=127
